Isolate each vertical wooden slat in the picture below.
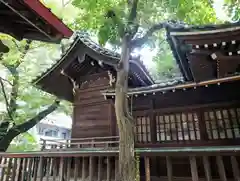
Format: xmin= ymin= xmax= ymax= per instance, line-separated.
xmin=59 ymin=157 xmax=64 ymax=181
xmin=227 ymin=109 xmax=236 ymax=138
xmin=46 ymin=158 xmax=51 ymax=181
xmin=185 ymin=113 xmax=191 ymax=141
xmin=163 ymin=115 xmax=167 ymax=142
xmin=220 ymin=110 xmax=229 ymax=138
xmin=216 ymin=156 xmax=227 ymax=181
xmin=207 ymin=111 xmax=214 ymax=139
xmin=5 ymin=158 xmax=12 ymax=181
xmin=178 ymin=114 xmax=185 ymax=141
xmin=89 ymin=157 xmax=93 ymax=181
xmin=73 ymin=157 xmax=78 ymax=181
xmin=11 ymin=158 xmax=18 ymax=181
xmin=166 ymin=156 xmax=173 ymax=181
xmin=115 ymin=157 xmax=119 ymax=181
xmin=203 ymin=156 xmax=212 ymax=181
xmin=37 ymin=157 xmax=44 ymax=181
xmin=49 ymin=158 xmax=53 ymax=177
xmin=107 ymin=157 xmax=111 ymax=181
xmin=66 ymin=157 xmax=71 ymax=181
xmin=21 ymin=158 xmax=28 ymax=181
xmin=32 ymin=158 xmax=39 ymax=181
xmin=191 ymin=113 xmax=198 ymax=140
xmin=231 ymin=156 xmax=240 ymax=181
xmin=97 ymin=157 xmax=102 ymax=181
xmin=144 ymin=157 xmax=150 ymax=181
xmin=173 ymin=115 xmax=179 ymax=141
xmin=0 ymin=157 xmax=7 ymax=181
xmin=26 ymin=158 xmax=33 ymax=181
xmin=213 ymin=110 xmax=221 ymax=139
xmin=82 ymin=157 xmax=86 ymax=180
xmin=189 ymin=156 xmax=199 ymax=181
xmin=52 ymin=158 xmax=57 ymax=181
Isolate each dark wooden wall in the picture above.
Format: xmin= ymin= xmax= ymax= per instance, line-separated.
xmin=71 ymin=71 xmax=114 ymax=138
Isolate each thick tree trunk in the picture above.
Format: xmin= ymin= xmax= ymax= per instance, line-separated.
xmin=115 ymin=36 xmax=135 ymax=181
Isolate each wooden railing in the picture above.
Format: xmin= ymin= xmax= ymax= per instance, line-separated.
xmin=0 ymin=146 xmax=239 ymax=181
xmin=40 ymin=136 xmax=120 ymax=151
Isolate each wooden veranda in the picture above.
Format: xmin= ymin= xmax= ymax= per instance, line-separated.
xmin=0 ymin=136 xmax=240 ymax=181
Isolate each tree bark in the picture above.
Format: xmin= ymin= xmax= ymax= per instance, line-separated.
xmin=115 ymin=36 xmax=135 ymax=181
xmin=0 ymin=100 xmax=60 ymax=152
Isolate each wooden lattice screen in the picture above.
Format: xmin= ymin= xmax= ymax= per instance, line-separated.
xmin=135 ymin=116 xmax=151 ymax=143
xmin=134 ymin=105 xmax=240 ymax=144
xmin=156 ymin=112 xmax=200 ymax=142
xmin=204 ymin=108 xmax=240 ymax=140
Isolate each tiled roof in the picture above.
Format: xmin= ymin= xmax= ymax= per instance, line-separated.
xmin=33 ymin=31 xmax=154 ymax=85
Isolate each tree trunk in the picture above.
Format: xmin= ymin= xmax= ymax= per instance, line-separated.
xmin=115 ymin=36 xmax=135 ymax=181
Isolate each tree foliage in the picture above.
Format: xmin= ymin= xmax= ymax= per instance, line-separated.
xmin=0 ymin=0 xmax=76 ymax=151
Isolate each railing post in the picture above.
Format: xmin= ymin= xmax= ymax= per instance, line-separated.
xmin=41 ymin=139 xmax=46 ymax=151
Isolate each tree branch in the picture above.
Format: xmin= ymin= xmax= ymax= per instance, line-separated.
xmin=0 ymin=77 xmax=14 ymax=122
xmin=12 ymin=99 xmax=60 ymax=134
xmin=8 ymin=70 xmax=19 ymax=114
xmin=131 ymin=22 xmax=167 ymax=47
xmin=0 ymin=76 xmax=13 ymax=86
xmin=128 ymin=0 xmax=138 ymax=23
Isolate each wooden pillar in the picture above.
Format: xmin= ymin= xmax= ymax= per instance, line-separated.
xmin=97 ymin=157 xmax=102 ymax=181
xmin=216 ymin=156 xmax=227 ymax=181
xmin=203 ymin=156 xmax=212 ymax=181
xmin=144 ymin=157 xmax=150 ymax=181
xmin=166 ymin=156 xmax=173 ymax=181
xmin=231 ymin=156 xmax=240 ymax=181
xmin=189 ymin=156 xmax=199 ymax=181
xmin=107 ymin=157 xmax=111 ymax=181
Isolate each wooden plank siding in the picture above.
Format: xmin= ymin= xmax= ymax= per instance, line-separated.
xmin=72 ymin=71 xmax=112 ymax=139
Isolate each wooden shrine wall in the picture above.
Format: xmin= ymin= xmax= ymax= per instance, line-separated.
xmin=131 ymin=81 xmax=240 ymax=146
xmin=72 ymin=71 xmax=114 ymax=139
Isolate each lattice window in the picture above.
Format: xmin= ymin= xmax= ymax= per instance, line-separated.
xmin=156 ymin=112 xmax=200 ymax=142
xmin=135 ymin=116 xmax=151 ymax=143
xmin=204 ymin=108 xmax=240 ymax=140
